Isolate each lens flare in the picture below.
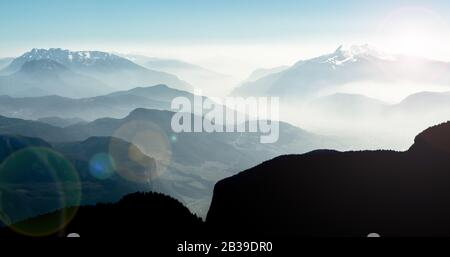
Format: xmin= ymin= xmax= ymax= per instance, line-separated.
xmin=89 ymin=153 xmax=116 ymax=180
xmin=109 ymin=121 xmax=170 ymax=183
xmin=0 ymin=147 xmax=81 ymax=237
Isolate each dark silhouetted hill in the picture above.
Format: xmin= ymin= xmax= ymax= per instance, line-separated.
xmin=0 ymin=192 xmax=203 ymax=238
xmin=410 ymin=121 xmax=450 ymax=155
xmin=206 ymin=121 xmax=450 ymax=237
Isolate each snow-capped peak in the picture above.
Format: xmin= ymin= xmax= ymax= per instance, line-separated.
xmin=3 ymin=48 xmax=141 ymax=74
xmin=336 ymin=44 xmax=395 ymax=61
xmin=316 ymin=44 xmax=396 ymax=67
xmin=19 ymin=48 xmax=120 ymax=66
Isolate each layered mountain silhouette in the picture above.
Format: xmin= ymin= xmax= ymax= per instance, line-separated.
xmin=3 ymin=121 xmax=450 ymax=238
xmin=0 ymin=115 xmax=85 ymax=142
xmin=0 ymin=107 xmax=339 ymax=217
xmin=1 ymin=83 xmax=449 ymax=152
xmin=0 ymin=135 xmax=156 ymax=226
xmin=206 ymin=121 xmax=450 ymax=237
xmin=0 ymin=48 xmax=191 ymax=97
xmin=63 ymin=108 xmax=339 ymax=216
xmin=0 ymin=192 xmax=202 ymax=238
xmin=0 ymin=85 xmax=190 ymax=121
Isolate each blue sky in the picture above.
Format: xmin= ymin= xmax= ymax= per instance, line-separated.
xmin=1 ymin=0 xmax=439 ymax=43
xmin=2 ymin=0 xmax=450 ymax=74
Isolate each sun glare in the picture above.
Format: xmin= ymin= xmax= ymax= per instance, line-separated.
xmin=377 ymin=6 xmax=448 ymax=58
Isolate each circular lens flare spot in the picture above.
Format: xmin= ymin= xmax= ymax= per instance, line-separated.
xmin=110 ymin=120 xmax=171 ymax=183
xmin=89 ymin=153 xmax=116 ymax=180
xmin=0 ymin=147 xmax=81 ymax=237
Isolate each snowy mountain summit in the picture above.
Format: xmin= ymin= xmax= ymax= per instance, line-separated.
xmin=0 ymin=48 xmax=192 ymax=96
xmin=306 ymin=44 xmax=396 ymax=68
xmin=25 ymin=48 xmax=119 ymax=64
xmin=5 ymin=48 xmax=129 ymax=73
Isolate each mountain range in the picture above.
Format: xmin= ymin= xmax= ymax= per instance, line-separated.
xmin=0 ymin=48 xmax=191 ymax=98
xmin=0 ymin=59 xmax=112 ymax=98
xmin=232 ymin=45 xmax=450 ymax=100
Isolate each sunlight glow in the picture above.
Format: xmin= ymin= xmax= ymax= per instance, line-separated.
xmin=377 ymin=6 xmax=449 ymax=58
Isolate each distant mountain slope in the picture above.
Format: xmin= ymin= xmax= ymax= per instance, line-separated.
xmin=0 ymin=58 xmax=13 ymax=70
xmin=394 ymin=91 xmax=450 ymax=113
xmin=232 ymin=45 xmax=450 ymax=99
xmin=106 ymin=84 xmax=193 ymax=103
xmin=307 ymin=93 xmax=388 ymax=118
xmin=0 ymin=192 xmax=202 ymax=238
xmin=0 ymin=115 xmax=85 ymax=142
xmin=122 ymin=54 xmax=234 ymax=95
xmin=243 ymin=66 xmax=289 ymax=82
xmin=0 ymin=59 xmax=112 ymax=98
xmin=1 ymin=48 xmax=191 ymax=93
xmin=207 ymin=121 xmax=450 ymax=237
xmin=37 ymin=117 xmax=86 ymax=128
xmin=0 ymin=134 xmax=156 ymax=228
xmin=143 ymin=57 xmax=227 ymax=78
xmin=143 ymin=58 xmax=235 ymax=94
xmin=299 ymin=90 xmax=450 ymax=151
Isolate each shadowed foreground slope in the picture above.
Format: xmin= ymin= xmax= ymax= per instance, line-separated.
xmin=0 ymin=192 xmax=203 ymax=238
xmin=207 ymin=121 xmax=450 ymax=237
